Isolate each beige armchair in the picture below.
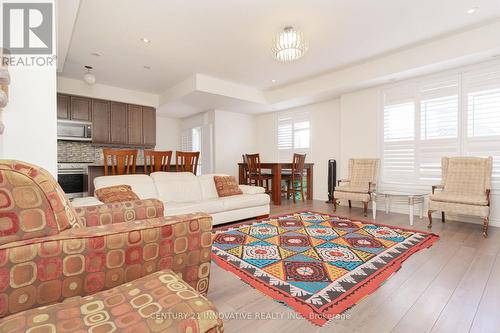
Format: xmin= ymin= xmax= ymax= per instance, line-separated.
xmin=333 ymin=158 xmax=380 ymax=216
xmin=428 ymin=156 xmax=492 ymax=237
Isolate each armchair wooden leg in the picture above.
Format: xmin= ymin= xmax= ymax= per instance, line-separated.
xmin=333 ymin=198 xmax=337 ymax=212
xmin=427 ymin=210 xmax=433 ymax=229
xmin=441 ymin=212 xmax=445 ymax=223
xmin=348 ymin=200 xmax=352 ymax=209
xmin=363 ymin=202 xmax=368 ymax=217
xmin=483 ymin=217 xmax=489 ymax=238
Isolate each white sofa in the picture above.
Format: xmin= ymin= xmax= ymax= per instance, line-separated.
xmin=72 ymin=172 xmax=270 ymax=225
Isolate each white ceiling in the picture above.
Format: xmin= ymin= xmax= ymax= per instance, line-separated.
xmin=60 ymin=0 xmax=500 ymax=96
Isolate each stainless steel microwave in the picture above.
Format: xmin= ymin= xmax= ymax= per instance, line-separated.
xmin=57 ymin=120 xmax=92 ymax=141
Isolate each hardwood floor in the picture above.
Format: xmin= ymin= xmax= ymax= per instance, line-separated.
xmin=207 ymin=199 xmax=500 ymax=333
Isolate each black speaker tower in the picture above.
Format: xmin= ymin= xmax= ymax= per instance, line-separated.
xmin=326 ymin=159 xmax=337 ymax=203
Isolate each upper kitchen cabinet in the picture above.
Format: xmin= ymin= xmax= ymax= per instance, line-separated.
xmin=57 ymin=94 xmax=70 ymax=119
xmin=91 ymin=99 xmax=110 ymax=144
xmin=142 ymin=106 xmax=156 ymax=146
xmin=70 ymin=96 xmax=92 ymax=121
xmin=127 ymin=104 xmax=143 ymax=145
xmin=57 ymin=93 xmax=156 ymax=147
xmin=110 ymin=102 xmax=128 ymax=145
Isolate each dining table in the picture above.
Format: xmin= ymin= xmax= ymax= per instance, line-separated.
xmin=238 ymin=162 xmax=314 ymax=206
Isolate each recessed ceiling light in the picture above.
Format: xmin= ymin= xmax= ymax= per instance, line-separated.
xmin=467 ymin=7 xmax=478 ymax=14
xmin=271 ymin=79 xmax=276 ymax=83
xmin=141 ymin=38 xmax=151 ymax=43
xmin=90 ymin=52 xmax=101 ymax=57
xmin=143 ymin=65 xmax=151 ymax=70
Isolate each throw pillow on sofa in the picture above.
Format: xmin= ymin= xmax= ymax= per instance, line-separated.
xmin=95 ymin=185 xmax=140 ymax=203
xmin=214 ymin=175 xmax=243 ymax=197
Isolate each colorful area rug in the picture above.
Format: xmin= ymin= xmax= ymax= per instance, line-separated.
xmin=211 ymin=211 xmax=439 ymax=326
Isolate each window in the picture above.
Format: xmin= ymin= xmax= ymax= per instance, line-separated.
xmin=278 ymin=111 xmax=310 ymax=162
xmin=381 ymin=62 xmax=500 ymax=188
xmin=181 ymin=127 xmax=202 ymax=174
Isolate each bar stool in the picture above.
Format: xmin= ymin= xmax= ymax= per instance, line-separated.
xmin=103 ymin=148 xmax=137 ymax=176
xmin=144 ymin=150 xmax=172 ymax=173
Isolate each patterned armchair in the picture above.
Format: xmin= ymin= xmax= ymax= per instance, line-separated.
xmin=428 ymin=156 xmax=492 ymax=237
xmin=0 ymin=161 xmax=214 ymax=322
xmin=333 ymin=158 xmax=380 ymax=216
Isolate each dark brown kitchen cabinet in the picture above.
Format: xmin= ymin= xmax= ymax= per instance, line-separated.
xmin=57 ymin=93 xmax=156 ymax=147
xmin=70 ymin=96 xmax=92 ymax=121
xmin=57 ymin=94 xmax=70 ymax=119
xmin=91 ymin=100 xmax=110 ymax=143
xmin=110 ymin=102 xmax=128 ymax=144
xmin=127 ymin=105 xmax=143 ymax=145
xmin=142 ymin=107 xmax=156 ymax=146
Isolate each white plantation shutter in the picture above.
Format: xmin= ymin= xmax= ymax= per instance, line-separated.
xmin=382 ymin=85 xmax=416 ymax=183
xmin=418 ymin=76 xmax=460 ymax=183
xmin=464 ymin=66 xmax=500 ymax=186
xmin=181 ymin=129 xmax=193 ymax=151
xmin=381 ymin=62 xmax=500 ymax=189
xmin=277 ymin=110 xmax=310 ymax=162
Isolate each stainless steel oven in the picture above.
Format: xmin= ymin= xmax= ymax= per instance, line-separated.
xmin=57 ymin=163 xmax=89 ymax=199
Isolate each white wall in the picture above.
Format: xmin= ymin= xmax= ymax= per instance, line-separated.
xmin=1 ymin=0 xmax=57 ymax=176
xmin=213 ymin=110 xmax=256 ymax=178
xmin=254 ymin=99 xmax=341 ymax=201
xmin=57 ymin=76 xmax=159 ymax=107
xmin=339 ymin=87 xmax=381 ymax=178
xmin=156 ymin=115 xmax=180 ymax=151
xmin=1 ymin=65 xmax=58 ymax=176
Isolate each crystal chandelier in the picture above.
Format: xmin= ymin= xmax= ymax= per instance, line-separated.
xmin=272 ymin=26 xmax=308 ymax=62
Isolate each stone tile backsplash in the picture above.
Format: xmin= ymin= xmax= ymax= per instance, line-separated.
xmin=57 ymin=141 xmax=145 ymax=164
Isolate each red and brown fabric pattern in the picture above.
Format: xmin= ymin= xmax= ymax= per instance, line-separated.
xmin=95 ymin=185 xmax=140 ymax=203
xmin=0 ymin=161 xmax=82 ymax=246
xmin=0 ymin=213 xmax=213 ymax=318
xmin=213 ymin=176 xmax=243 ymax=197
xmin=0 ymin=269 xmax=224 ymax=333
xmin=75 ymin=199 xmax=164 ymax=227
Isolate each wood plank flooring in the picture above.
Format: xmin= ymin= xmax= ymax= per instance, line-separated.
xmin=207 ymin=199 xmax=500 ymax=333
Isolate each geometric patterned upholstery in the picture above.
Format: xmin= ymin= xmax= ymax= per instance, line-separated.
xmin=75 ymin=199 xmax=165 ymax=227
xmin=0 ymin=160 xmax=82 ymax=246
xmin=0 ymin=269 xmax=224 ymax=333
xmin=0 ymin=213 xmax=213 ymax=318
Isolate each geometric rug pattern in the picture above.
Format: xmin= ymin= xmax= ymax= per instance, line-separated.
xmin=211 ymin=211 xmax=439 ymax=326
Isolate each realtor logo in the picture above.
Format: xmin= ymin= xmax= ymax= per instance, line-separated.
xmin=2 ymin=2 xmax=53 ymax=54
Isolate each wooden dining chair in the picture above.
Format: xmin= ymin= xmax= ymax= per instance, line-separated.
xmin=103 ymin=148 xmax=138 ymax=176
xmin=282 ymin=153 xmax=307 ymax=203
xmin=144 ymin=150 xmax=172 ymax=174
xmin=176 ymin=151 xmax=200 ymax=174
xmin=246 ymin=153 xmax=273 ymax=193
xmin=242 ymin=154 xmax=250 ymax=184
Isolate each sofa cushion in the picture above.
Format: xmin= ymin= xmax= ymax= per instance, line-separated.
xmin=151 ymin=172 xmax=202 ymax=203
xmin=239 ymin=185 xmax=266 ymax=195
xmin=95 ymin=184 xmax=139 ymax=203
xmin=0 ymin=161 xmax=81 ymax=246
xmin=198 ymin=174 xmax=226 ymax=200
xmin=165 ymin=199 xmax=225 ymax=216
xmin=221 ymin=193 xmax=270 ymax=211
xmin=431 ymin=192 xmax=488 ymax=206
xmin=94 ymin=174 xmax=158 ymax=199
xmin=214 ymin=175 xmax=243 ymax=197
xmin=0 ymin=269 xmax=224 ymax=333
